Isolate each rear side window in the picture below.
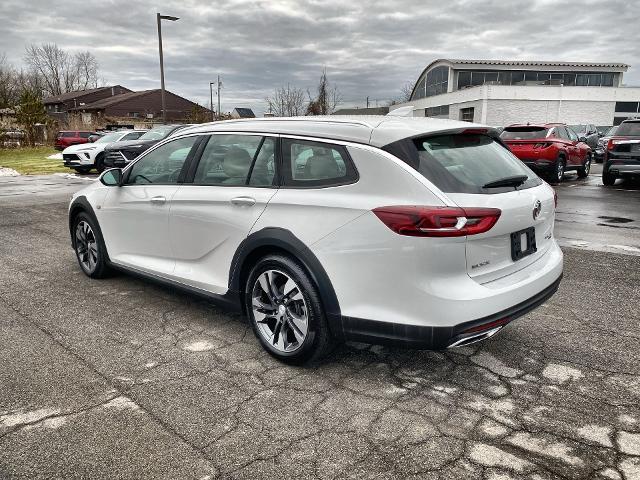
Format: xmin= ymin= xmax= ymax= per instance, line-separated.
xmin=282 ymin=139 xmax=357 ymax=188
xmin=61 ymin=132 xmax=75 ymax=138
xmin=500 ymin=128 xmax=549 ymax=140
xmin=193 ymin=134 xmax=273 ymax=186
xmin=616 ymin=122 xmax=640 ymax=136
xmin=383 ymin=134 xmax=541 ymax=194
xmin=79 ymin=132 xmax=92 ymax=138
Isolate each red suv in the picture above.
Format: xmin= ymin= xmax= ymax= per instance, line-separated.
xmin=54 ymin=131 xmax=96 ymax=150
xmin=500 ymin=123 xmax=592 ymax=182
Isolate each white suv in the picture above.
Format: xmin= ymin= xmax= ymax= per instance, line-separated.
xmin=68 ymin=117 xmax=563 ymax=363
xmin=62 ymin=130 xmax=145 ymax=174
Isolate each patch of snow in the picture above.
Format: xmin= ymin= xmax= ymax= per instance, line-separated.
xmin=619 ymin=458 xmax=640 ymax=480
xmin=24 ymin=416 xmax=67 ymax=431
xmin=609 ymin=244 xmax=640 ymax=254
xmin=599 ymin=467 xmax=621 ymax=480
xmin=617 ymin=431 xmax=640 ymax=456
xmin=0 ymin=407 xmax=60 ymax=428
xmin=183 ymin=340 xmax=215 ymax=352
xmin=471 ymin=351 xmax=523 ymax=378
xmin=103 ymin=396 xmax=143 ymax=413
xmin=542 ymin=363 xmax=584 ymax=384
xmin=577 ymin=424 xmax=613 ymax=447
xmin=0 ymin=167 xmax=20 ymax=177
xmin=507 ymin=432 xmax=584 ymax=467
xmin=469 ymin=443 xmax=532 ymax=472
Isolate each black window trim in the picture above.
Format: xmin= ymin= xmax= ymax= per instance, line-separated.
xmin=183 ymin=132 xmax=279 ymax=189
xmin=122 ymin=133 xmax=205 ymax=186
xmin=279 ymin=136 xmax=360 ymax=189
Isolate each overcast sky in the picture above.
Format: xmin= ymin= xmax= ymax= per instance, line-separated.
xmin=1 ymin=0 xmax=638 ymax=115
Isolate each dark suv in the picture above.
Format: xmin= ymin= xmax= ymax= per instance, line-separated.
xmin=602 ymin=119 xmax=640 ymax=186
xmin=568 ymin=124 xmax=600 ymax=150
xmin=103 ymin=124 xmax=190 ymax=168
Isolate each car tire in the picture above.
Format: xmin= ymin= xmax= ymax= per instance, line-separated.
xmin=95 ymin=153 xmax=105 ymax=174
xmin=72 ymin=212 xmax=111 ymax=279
xmin=245 ymin=254 xmax=331 ymax=365
xmin=577 ymin=153 xmax=591 ymax=178
xmin=602 ymin=170 xmax=616 ymax=186
xmin=74 ymin=166 xmax=91 ymax=175
xmin=551 ymin=157 xmax=565 ymax=183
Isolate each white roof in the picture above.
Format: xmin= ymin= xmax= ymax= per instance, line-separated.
xmin=178 ymin=116 xmax=495 ymax=147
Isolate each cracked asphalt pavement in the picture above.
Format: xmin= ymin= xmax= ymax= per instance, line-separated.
xmin=0 ymin=173 xmax=639 ymax=479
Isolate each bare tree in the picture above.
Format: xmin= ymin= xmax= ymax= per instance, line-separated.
xmin=0 ymin=54 xmax=19 ymax=108
xmin=306 ymin=69 xmax=342 ymax=116
xmin=24 ymin=43 xmax=99 ymax=97
xmin=265 ymin=84 xmax=307 ymax=117
xmin=399 ymin=81 xmax=414 ymax=103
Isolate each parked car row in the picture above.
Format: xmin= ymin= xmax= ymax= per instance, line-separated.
xmin=60 ymin=124 xmax=192 ymax=174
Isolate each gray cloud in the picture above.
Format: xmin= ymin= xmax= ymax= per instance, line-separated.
xmin=1 ymin=0 xmax=638 ymax=115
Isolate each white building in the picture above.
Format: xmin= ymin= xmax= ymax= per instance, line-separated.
xmin=390 ymin=59 xmax=640 ymax=127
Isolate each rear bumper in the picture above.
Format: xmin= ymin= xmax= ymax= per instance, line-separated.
xmin=342 ymin=274 xmax=562 ymax=350
xmin=522 ymin=160 xmax=556 ymax=173
xmin=605 ymin=156 xmax=640 ymax=178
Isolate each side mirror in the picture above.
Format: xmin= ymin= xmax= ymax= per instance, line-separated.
xmin=578 ymin=136 xmax=587 ymax=143
xmin=100 ymin=168 xmax=123 ymax=186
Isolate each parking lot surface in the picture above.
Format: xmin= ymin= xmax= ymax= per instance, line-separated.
xmin=0 ymin=173 xmax=639 ymax=479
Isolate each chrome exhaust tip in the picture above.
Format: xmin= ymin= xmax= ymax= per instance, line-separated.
xmin=447 ymin=326 xmax=503 ymax=348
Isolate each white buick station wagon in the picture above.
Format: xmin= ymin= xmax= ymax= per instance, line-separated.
xmin=69 ymin=116 xmax=563 ymax=363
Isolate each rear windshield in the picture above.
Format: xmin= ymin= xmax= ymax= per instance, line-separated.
xmin=384 ymin=134 xmax=541 ymax=194
xmin=616 ymin=122 xmax=640 ymax=136
xmin=500 ymin=128 xmax=549 ymax=140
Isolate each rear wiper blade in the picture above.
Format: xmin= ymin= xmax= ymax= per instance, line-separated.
xmin=482 ymin=175 xmax=528 ymax=189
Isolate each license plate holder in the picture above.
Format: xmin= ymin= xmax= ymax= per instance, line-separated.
xmin=510 ymin=227 xmax=537 ymax=261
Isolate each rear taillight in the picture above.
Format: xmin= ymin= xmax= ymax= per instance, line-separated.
xmin=463 ymin=317 xmax=511 ymax=334
xmin=372 ymin=206 xmax=501 ymax=237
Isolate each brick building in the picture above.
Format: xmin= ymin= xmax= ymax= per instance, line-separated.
xmin=69 ymin=89 xmax=205 ymax=122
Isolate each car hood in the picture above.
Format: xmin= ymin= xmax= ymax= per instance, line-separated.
xmin=105 ymin=139 xmax=159 ymax=151
xmin=62 ymin=143 xmax=100 ymax=154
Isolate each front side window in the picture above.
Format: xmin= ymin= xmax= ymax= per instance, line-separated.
xmin=282 ymin=139 xmax=357 ymax=187
xmin=383 ymin=134 xmax=541 ymax=195
xmin=126 ymin=136 xmax=199 ymax=185
xmin=121 ymin=131 xmax=144 ymax=141
xmin=193 ymin=134 xmax=270 ymax=186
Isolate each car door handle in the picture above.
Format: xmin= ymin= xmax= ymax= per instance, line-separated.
xmin=230 ymin=196 xmax=256 ymax=207
xmin=150 ymin=196 xmax=166 ymax=204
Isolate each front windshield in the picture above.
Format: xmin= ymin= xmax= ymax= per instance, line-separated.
xmin=138 ymin=126 xmax=174 ymax=141
xmin=569 ymin=125 xmax=586 ymax=134
xmin=95 ymin=132 xmax=124 ymax=144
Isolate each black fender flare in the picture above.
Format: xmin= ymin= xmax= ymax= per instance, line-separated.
xmin=228 ymin=227 xmax=344 ymax=340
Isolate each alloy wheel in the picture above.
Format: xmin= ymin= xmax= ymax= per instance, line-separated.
xmin=251 ymin=269 xmax=309 ymax=353
xmin=75 ymin=221 xmax=98 ymax=273
xmin=556 ymin=160 xmax=564 ymax=182
xmin=584 ymin=155 xmax=591 ymax=175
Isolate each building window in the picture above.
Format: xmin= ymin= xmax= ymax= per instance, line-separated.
xmin=615 ymin=102 xmax=639 ymax=113
xmin=601 ymin=73 xmax=614 ymax=86
xmin=459 ymin=107 xmax=474 ymax=122
xmin=425 ymin=105 xmax=450 ymax=117
xmin=457 ymin=71 xmax=472 ymax=89
xmin=128 ymin=112 xmax=140 ymax=118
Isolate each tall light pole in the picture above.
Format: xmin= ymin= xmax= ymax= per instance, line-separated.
xmin=156 ymin=13 xmax=179 ymax=124
xmin=217 ymin=75 xmax=222 ymax=118
xmin=209 ymin=82 xmax=215 ymax=121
